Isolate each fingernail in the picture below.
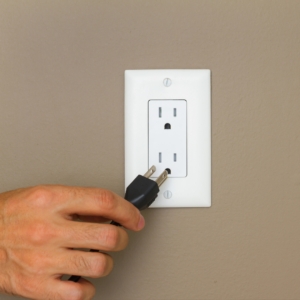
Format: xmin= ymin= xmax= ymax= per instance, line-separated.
xmin=138 ymin=214 xmax=145 ymax=230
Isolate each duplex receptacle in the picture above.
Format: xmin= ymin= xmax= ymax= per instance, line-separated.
xmin=148 ymin=100 xmax=187 ymax=178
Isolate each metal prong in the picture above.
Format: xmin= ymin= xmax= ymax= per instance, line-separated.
xmin=144 ymin=165 xmax=156 ymax=178
xmin=155 ymin=170 xmax=168 ymax=187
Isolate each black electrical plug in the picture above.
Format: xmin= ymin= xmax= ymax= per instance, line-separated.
xmin=121 ymin=165 xmax=168 ymax=211
xmin=110 ymin=166 xmax=167 ymax=226
xmin=69 ymin=165 xmax=168 ymax=282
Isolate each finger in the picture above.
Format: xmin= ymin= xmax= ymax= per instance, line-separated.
xmin=47 ymin=277 xmax=96 ymax=300
xmin=61 ymin=187 xmax=144 ymax=231
xmin=62 ymin=221 xmax=129 ymax=251
xmin=56 ymin=250 xmax=113 ymax=278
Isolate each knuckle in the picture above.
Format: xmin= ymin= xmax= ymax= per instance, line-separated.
xmin=28 ymin=185 xmax=54 ymax=208
xmin=65 ymin=286 xmax=85 ymax=300
xmin=122 ymin=208 xmax=140 ymax=229
xmin=91 ymin=255 xmax=112 ymax=277
xmin=99 ymin=227 xmax=120 ymax=249
xmin=27 ymin=254 xmax=50 ymax=275
xmin=122 ymin=212 xmax=135 ymax=225
xmin=91 ymin=257 xmax=106 ymax=277
xmin=96 ymin=189 xmax=116 ymax=211
xmin=63 ymin=282 xmax=95 ymax=300
xmin=28 ymin=222 xmax=55 ymax=245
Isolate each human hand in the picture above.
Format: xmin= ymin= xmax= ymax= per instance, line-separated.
xmin=0 ymin=185 xmax=145 ymax=300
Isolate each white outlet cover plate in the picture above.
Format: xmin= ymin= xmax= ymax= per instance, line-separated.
xmin=125 ymin=69 xmax=211 ymax=207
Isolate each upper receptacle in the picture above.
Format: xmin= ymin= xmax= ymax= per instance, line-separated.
xmin=148 ymin=100 xmax=187 ymax=178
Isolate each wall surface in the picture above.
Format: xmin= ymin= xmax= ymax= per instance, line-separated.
xmin=1 ymin=1 xmax=300 ymax=299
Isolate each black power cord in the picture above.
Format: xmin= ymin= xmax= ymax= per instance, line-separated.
xmin=68 ymin=165 xmax=168 ymax=282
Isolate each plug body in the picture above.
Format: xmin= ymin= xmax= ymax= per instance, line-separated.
xmin=125 ymin=175 xmax=159 ymax=210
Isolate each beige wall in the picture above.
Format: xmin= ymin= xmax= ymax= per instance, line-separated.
xmin=1 ymin=1 xmax=300 ymax=299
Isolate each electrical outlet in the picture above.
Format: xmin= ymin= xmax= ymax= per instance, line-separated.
xmin=148 ymin=100 xmax=187 ymax=178
xmin=125 ymin=69 xmax=211 ymax=207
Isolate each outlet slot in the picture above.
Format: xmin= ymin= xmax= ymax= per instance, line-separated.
xmin=166 ymin=168 xmax=171 ymax=174
xmin=174 ymin=153 xmax=177 ymax=162
xmin=174 ymin=108 xmax=177 ymax=117
xmin=164 ymin=123 xmax=171 ymax=129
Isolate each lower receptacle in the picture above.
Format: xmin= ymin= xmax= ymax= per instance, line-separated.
xmin=125 ymin=69 xmax=211 ymax=208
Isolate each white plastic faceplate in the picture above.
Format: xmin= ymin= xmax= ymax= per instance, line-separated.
xmin=125 ymin=69 xmax=211 ymax=207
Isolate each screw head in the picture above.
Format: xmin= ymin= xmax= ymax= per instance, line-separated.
xmin=163 ymin=78 xmax=172 ymax=87
xmin=163 ymin=190 xmax=172 ymax=199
